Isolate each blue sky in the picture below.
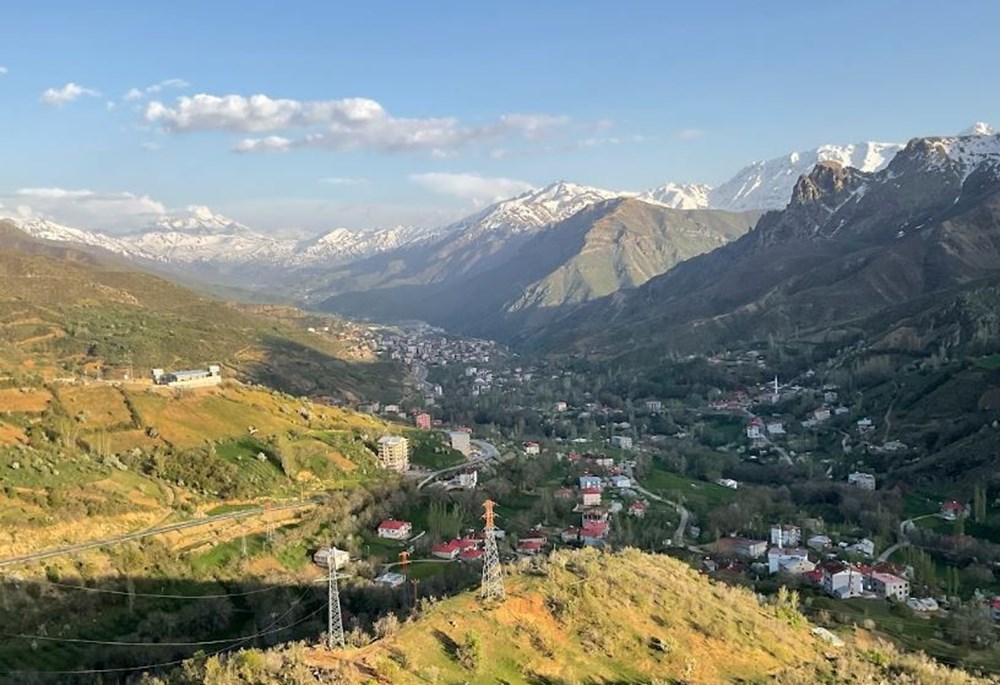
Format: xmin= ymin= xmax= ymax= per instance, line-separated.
xmin=1 ymin=0 xmax=998 ymax=233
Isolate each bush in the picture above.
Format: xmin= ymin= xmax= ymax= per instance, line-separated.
xmin=456 ymin=631 xmax=482 ymax=671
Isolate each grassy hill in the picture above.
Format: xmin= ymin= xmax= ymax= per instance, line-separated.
xmin=166 ymin=548 xmax=989 ymax=685
xmin=0 ymin=221 xmax=401 ymax=401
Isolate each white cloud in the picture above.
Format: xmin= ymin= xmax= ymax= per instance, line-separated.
xmin=0 ymin=66 xmax=7 ymax=76
xmin=10 ymin=187 xmax=166 ymax=232
xmin=320 ymin=177 xmax=367 ymax=185
xmin=675 ymin=128 xmax=705 ymax=140
xmin=145 ymin=93 xmax=569 ymax=155
xmin=140 ymin=141 xmax=160 ymax=151
xmin=409 ymin=172 xmax=534 ymax=206
xmin=124 ymin=78 xmax=189 ymax=102
xmin=40 ymin=82 xmax=101 ymax=106
xmin=233 ymin=136 xmax=292 ymax=153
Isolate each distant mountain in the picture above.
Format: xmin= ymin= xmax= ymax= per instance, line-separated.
xmin=637 ymin=182 xmax=712 ymax=209
xmin=532 ymin=131 xmax=1000 ymax=357
xmin=316 ymin=198 xmax=760 ymax=336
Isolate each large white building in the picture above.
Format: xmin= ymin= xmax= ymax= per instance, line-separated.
xmin=847 ymin=472 xmax=876 ymax=490
xmin=377 ymin=435 xmax=410 ymax=472
xmin=151 ymin=365 xmax=221 ymax=388
xmin=447 ymin=430 xmax=472 ymax=457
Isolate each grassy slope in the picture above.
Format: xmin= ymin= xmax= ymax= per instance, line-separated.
xmin=0 ymin=221 xmax=400 ymax=401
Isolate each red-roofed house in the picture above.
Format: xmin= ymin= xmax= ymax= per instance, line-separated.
xmin=460 ymin=548 xmax=484 ymax=561
xmin=561 ymin=527 xmax=581 ymax=543
xmin=517 ymin=540 xmax=545 ymax=555
xmin=629 ymin=501 xmax=647 ymax=518
xmin=581 ymin=487 xmax=602 ymax=507
xmin=870 ymin=572 xmax=910 ymax=601
xmin=377 ymin=520 xmax=412 ymax=540
xmin=941 ymin=500 xmax=968 ymax=521
xmin=431 ymin=540 xmax=462 ymax=560
xmin=521 ymin=529 xmax=547 ymax=545
xmin=990 ymin=598 xmax=1000 ymax=622
xmin=581 ymin=521 xmax=609 ymax=546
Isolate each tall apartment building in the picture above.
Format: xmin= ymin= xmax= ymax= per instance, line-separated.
xmin=378 ymin=435 xmax=410 ymax=472
xmin=448 ymin=430 xmax=472 ymax=457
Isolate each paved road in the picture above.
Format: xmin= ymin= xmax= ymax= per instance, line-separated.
xmin=0 ymin=500 xmax=318 ymax=569
xmin=416 ymin=439 xmax=499 ymax=490
xmin=877 ymin=513 xmax=939 ymax=562
xmin=634 ymin=484 xmax=691 ymax=546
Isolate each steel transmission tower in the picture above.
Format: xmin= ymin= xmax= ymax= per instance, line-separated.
xmin=480 ymin=499 xmax=505 ymax=602
xmin=326 ymin=551 xmax=346 ymax=650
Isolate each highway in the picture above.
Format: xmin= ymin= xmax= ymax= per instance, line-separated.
xmin=0 ymin=499 xmax=318 ymax=569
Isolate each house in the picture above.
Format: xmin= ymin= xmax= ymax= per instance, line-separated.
xmin=579 ymin=475 xmax=602 ymax=490
xmin=990 ymin=598 xmax=1000 ymax=622
xmin=610 ymin=475 xmax=632 ymax=489
xmin=715 ymin=537 xmax=767 ymax=559
xmin=594 ymin=456 xmax=615 ymax=468
xmin=312 ymin=547 xmax=350 ymax=570
xmin=807 ymin=534 xmax=832 ymax=551
xmin=447 ymin=430 xmax=472 ymax=457
xmin=768 ymin=547 xmax=812 ymax=574
xmin=151 ymin=364 xmax=222 ymax=388
xmin=459 ymin=548 xmax=484 ymax=561
xmin=375 ymin=572 xmax=407 ymax=588
xmin=581 ymin=487 xmax=602 ymax=507
xmin=766 ymin=422 xmax=786 ymax=436
xmin=746 ymin=419 xmax=764 ymax=440
xmin=822 ymin=562 xmax=864 ymax=599
xmin=940 ymin=500 xmax=968 ymax=521
xmin=555 ymin=401 xmax=568 ymax=412
xmin=454 ymin=471 xmax=478 ymax=489
xmin=870 ymin=572 xmax=910 ymax=601
xmin=813 ymin=407 xmax=831 ymax=422
xmin=906 ymin=597 xmax=939 ymax=613
xmin=847 ymin=472 xmax=876 ymax=490
xmin=716 ymin=478 xmax=739 ymax=490
xmin=377 ymin=520 xmax=412 ymax=540
xmin=521 ymin=529 xmax=547 ymax=545
xmin=524 ymin=441 xmax=540 ymax=455
xmin=414 ymin=412 xmax=432 ymax=430
xmin=610 ymin=435 xmax=633 ymax=450
xmin=857 ymin=417 xmax=874 ymax=433
xmin=377 ymin=436 xmax=410 ymax=472
xmin=847 ymin=538 xmax=875 ymax=558
xmin=770 ymin=524 xmax=802 ymax=548
xmin=580 ymin=521 xmax=609 ymax=546
xmin=517 ymin=540 xmax=545 ymax=555
xmin=561 ymin=527 xmax=581 ymax=543
xmin=383 ymin=404 xmax=401 ymax=414
xmin=628 ymin=501 xmax=647 ymax=517
xmin=646 ymin=400 xmax=662 ymax=412
xmin=431 ymin=540 xmax=462 ymax=560
xmin=582 ymin=507 xmax=609 ymax=524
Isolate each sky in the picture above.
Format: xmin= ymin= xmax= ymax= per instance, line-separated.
xmin=1 ymin=0 xmax=999 ymax=234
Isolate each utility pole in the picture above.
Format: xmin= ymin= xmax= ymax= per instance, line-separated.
xmin=241 ymin=533 xmax=248 ymax=558
xmin=480 ymin=499 xmax=505 ymax=602
xmin=327 ymin=551 xmax=345 ymax=650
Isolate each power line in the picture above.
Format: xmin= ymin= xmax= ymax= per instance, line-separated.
xmin=0 ymin=596 xmax=322 ymax=677
xmin=29 ymin=577 xmax=322 ymax=600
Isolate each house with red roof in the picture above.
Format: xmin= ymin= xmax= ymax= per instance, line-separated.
xmin=517 ymin=539 xmax=545 ymax=555
xmin=628 ymin=501 xmax=647 ymax=518
xmin=377 ymin=520 xmax=412 ymax=540
xmin=941 ymin=500 xmax=968 ymax=521
xmin=581 ymin=487 xmax=602 ymax=507
xmin=431 ymin=540 xmax=462 ymax=560
xmin=581 ymin=521 xmax=609 ymax=546
xmin=460 ymin=548 xmax=484 ymax=561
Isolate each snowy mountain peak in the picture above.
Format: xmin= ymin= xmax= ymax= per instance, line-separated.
xmin=638 ymin=182 xmax=713 ymax=210
xmin=142 ymin=206 xmax=252 ymax=235
xmin=961 ymin=121 xmax=996 ymax=136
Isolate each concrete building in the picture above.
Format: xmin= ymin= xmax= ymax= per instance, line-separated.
xmin=770 ymin=524 xmax=802 ymax=548
xmin=847 ymin=472 xmax=876 ymax=490
xmin=377 ymin=520 xmax=412 ymax=540
xmin=377 ymin=436 xmax=410 ymax=472
xmin=151 ymin=365 xmax=222 ymax=388
xmin=822 ymin=562 xmax=864 ymax=599
xmin=312 ymin=547 xmax=350 ymax=570
xmin=610 ymin=435 xmax=633 ymax=450
xmin=524 ymin=441 xmax=540 ymax=455
xmin=871 ymin=572 xmax=910 ymax=601
xmin=768 ymin=547 xmax=812 ymax=574
xmin=447 ymin=430 xmax=472 ymax=457
xmin=414 ymin=412 xmax=432 ymax=430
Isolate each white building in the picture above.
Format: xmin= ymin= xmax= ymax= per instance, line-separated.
xmin=807 ymin=534 xmax=832 ymax=551
xmin=767 ymin=547 xmax=812 ymax=575
xmin=377 ymin=435 xmax=410 ymax=472
xmin=610 ymin=475 xmax=632 ymax=489
xmin=312 ymin=547 xmax=350 ymax=570
xmin=871 ymin=572 xmax=910 ymax=601
xmin=770 ymin=524 xmax=802 ymax=548
xmin=524 ymin=441 xmax=540 ymax=455
xmin=447 ymin=430 xmax=472 ymax=457
xmin=766 ymin=422 xmax=786 ymax=436
xmin=847 ymin=472 xmax=876 ymax=490
xmin=823 ymin=564 xmax=864 ymax=599
xmin=610 ymin=435 xmax=633 ymax=450
xmin=151 ymin=364 xmax=222 ymax=388
xmin=377 ymin=520 xmax=412 ymax=540
xmin=716 ymin=478 xmax=739 ymax=490
xmin=579 ymin=475 xmax=602 ymax=490
xmin=645 ymin=400 xmax=662 ymax=412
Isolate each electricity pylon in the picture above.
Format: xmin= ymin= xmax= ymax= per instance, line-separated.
xmin=481 ymin=499 xmax=505 ymax=602
xmin=327 ymin=552 xmax=345 ymax=650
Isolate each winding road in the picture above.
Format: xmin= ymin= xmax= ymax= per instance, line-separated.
xmin=0 ymin=499 xmax=318 ymax=569
xmin=416 ymin=439 xmax=500 ymax=490
xmin=634 ymin=484 xmax=691 ymax=546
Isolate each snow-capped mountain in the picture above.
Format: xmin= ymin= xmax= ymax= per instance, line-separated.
xmin=8 ymin=216 xmax=156 ymax=260
xmin=637 ymin=183 xmax=712 ymax=210
xmin=442 ymin=181 xmax=630 ymax=238
xmin=295 ymin=224 xmax=445 ymax=264
xmin=960 ymin=121 xmax=997 ymax=136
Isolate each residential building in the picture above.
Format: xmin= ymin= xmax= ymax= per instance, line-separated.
xmin=580 ymin=521 xmax=609 ymax=546
xmin=770 ymin=524 xmax=802 ymax=548
xmin=628 ymin=502 xmax=647 ymax=518
xmin=941 ymin=500 xmax=968 ymax=521
xmin=766 ymin=422 xmax=786 ymax=436
xmin=907 ymin=597 xmax=939 ymax=613
xmin=524 ymin=441 xmax=540 ymax=455
xmin=517 ymin=540 xmax=545 ymax=555
xmin=807 ymin=535 xmax=832 ymax=551
xmin=377 ymin=435 xmax=410 ymax=472
xmin=377 ymin=520 xmax=412 ymax=540
xmin=581 ymin=487 xmax=602 ymax=507
xmin=768 ymin=547 xmax=813 ymax=574
xmin=579 ymin=475 xmax=602 ymax=490
xmin=822 ymin=562 xmax=864 ymax=599
xmin=847 ymin=538 xmax=875 ymax=558
xmin=151 ymin=365 xmax=222 ymax=388
xmin=716 ymin=537 xmax=767 ymax=559
xmin=646 ymin=400 xmax=662 ymax=412
xmin=857 ymin=417 xmax=874 ymax=433
xmin=870 ymin=572 xmax=910 ymax=601
xmin=375 ymin=572 xmax=407 ymax=587
xmin=454 ymin=471 xmax=478 ymax=489
xmin=847 ymin=472 xmax=876 ymax=490
xmin=610 ymin=475 xmax=631 ymax=489
xmin=746 ymin=419 xmax=764 ymax=440
xmin=431 ymin=540 xmax=462 ymax=560
xmin=414 ymin=412 xmax=432 ymax=430
xmin=611 ymin=435 xmax=633 ymax=450
xmin=813 ymin=407 xmax=831 ymax=422
xmin=990 ymin=598 xmax=1000 ymax=622
xmin=716 ymin=478 xmax=739 ymax=490
xmin=312 ymin=547 xmax=349 ymax=570
xmin=555 ymin=401 xmax=568 ymax=412
xmin=447 ymin=430 xmax=472 ymax=457
xmin=459 ymin=548 xmax=484 ymax=561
